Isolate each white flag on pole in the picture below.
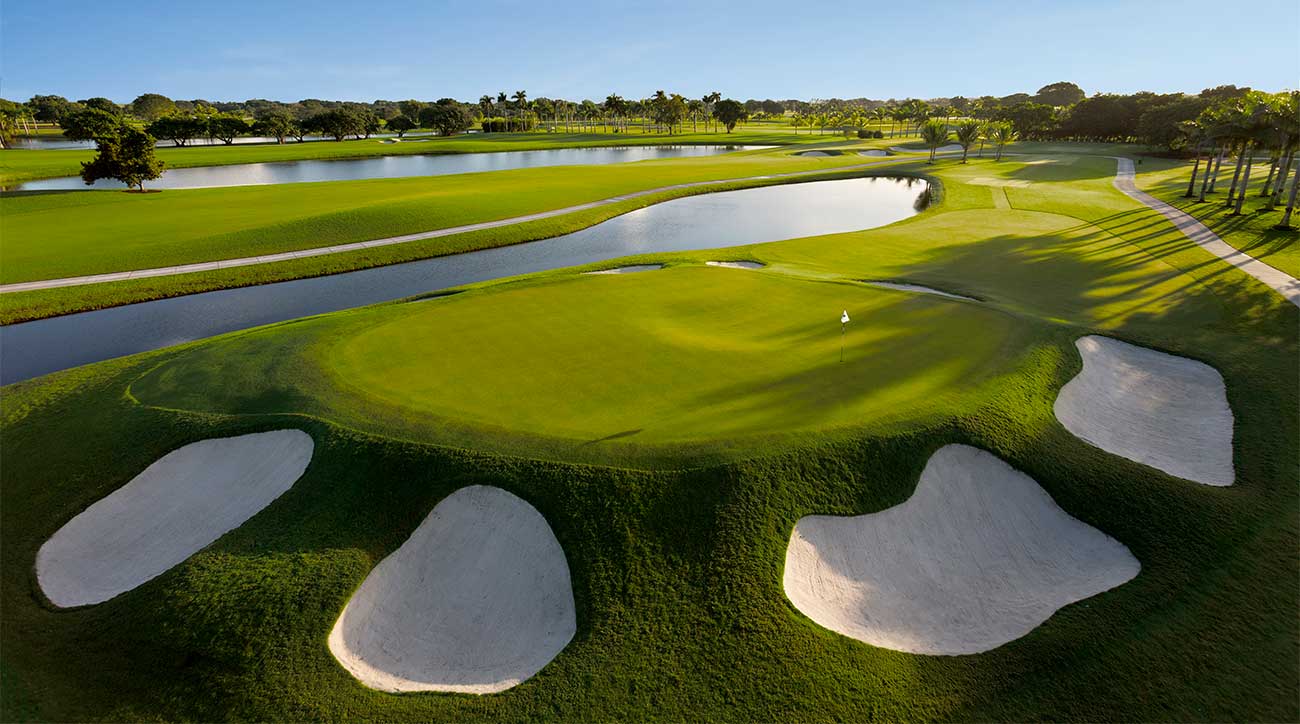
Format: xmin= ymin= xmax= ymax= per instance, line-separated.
xmin=841 ymin=310 xmax=850 ymax=324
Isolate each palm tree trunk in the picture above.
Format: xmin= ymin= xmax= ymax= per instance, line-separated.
xmin=1259 ymin=153 xmax=1280 ymax=196
xmin=1208 ymin=147 xmax=1225 ymax=192
xmin=1225 ymin=142 xmax=1247 ymax=206
xmin=1272 ymin=151 xmax=1295 ymax=206
xmin=1199 ymin=145 xmax=1216 ymax=201
xmin=1277 ymin=160 xmax=1300 ymax=228
xmin=1233 ymin=147 xmax=1255 ymax=215
xmin=1185 ymin=145 xmax=1202 ymax=197
xmin=962 ymin=147 xmax=969 ymax=163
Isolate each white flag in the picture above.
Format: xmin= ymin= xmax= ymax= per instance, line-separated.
xmin=841 ymin=310 xmax=850 ymax=324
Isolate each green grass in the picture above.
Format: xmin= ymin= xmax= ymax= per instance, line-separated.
xmin=1138 ymin=161 xmax=1300 ymax=277
xmin=0 ymin=129 xmax=824 ymax=184
xmin=1 ymin=149 xmax=1296 ymax=721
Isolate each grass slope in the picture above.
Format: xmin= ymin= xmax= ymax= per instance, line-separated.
xmin=1 ymin=152 xmax=1296 ymax=721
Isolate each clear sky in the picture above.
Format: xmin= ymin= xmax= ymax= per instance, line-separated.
xmin=4 ymin=0 xmax=1297 ymax=104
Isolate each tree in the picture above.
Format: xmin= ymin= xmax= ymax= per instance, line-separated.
xmin=307 ymin=109 xmax=363 ymax=141
xmin=954 ymin=120 xmax=982 ymax=163
xmin=147 ymin=114 xmax=207 ymax=147
xmin=687 ymin=99 xmax=704 ymax=132
xmin=1032 ymin=82 xmax=1086 ymax=107
xmin=419 ymin=102 xmax=473 ymax=136
xmin=81 ymin=126 xmax=164 ymax=191
xmin=27 ymin=95 xmax=74 ymax=122
xmin=711 ymin=99 xmax=748 ymax=133
xmin=0 ymin=99 xmax=30 ymax=148
xmin=130 ymin=93 xmax=177 ymax=121
xmin=77 ymin=97 xmax=121 ymax=115
xmin=253 ymin=112 xmax=299 ymax=144
xmin=919 ymin=119 xmax=950 ymax=163
xmin=994 ymin=102 xmax=1057 ymax=140
xmin=988 ymin=121 xmax=1018 ymax=161
xmin=62 ymin=108 xmax=126 ymax=142
xmin=398 ymin=100 xmax=425 ymax=122
xmin=386 ymin=114 xmax=416 ymax=137
xmin=207 ymin=113 xmax=251 ymax=145
xmin=649 ymin=90 xmax=687 ymax=134
xmin=703 ymin=91 xmax=721 ymax=132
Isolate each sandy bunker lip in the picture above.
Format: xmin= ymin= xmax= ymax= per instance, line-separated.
xmin=858 ymin=149 xmax=889 ymax=157
xmin=329 ymin=485 xmax=576 ymax=694
xmin=36 ymin=430 xmax=314 ymax=608
xmin=1053 ymin=335 xmax=1234 ymax=486
xmin=705 ymin=260 xmax=765 ymax=270
xmin=583 ymin=264 xmax=663 ymax=275
xmin=783 ymin=444 xmax=1139 ymax=655
xmin=864 ymin=281 xmax=976 ymax=301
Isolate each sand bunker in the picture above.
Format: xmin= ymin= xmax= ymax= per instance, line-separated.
xmin=784 ymin=444 xmax=1139 ymax=655
xmin=584 ymin=264 xmax=663 ymax=275
xmin=799 ymin=150 xmax=834 ymax=157
xmin=36 ymin=430 xmax=313 ymax=608
xmin=865 ymin=281 xmax=976 ymax=302
xmin=706 ymin=261 xmax=765 ymax=270
xmin=1054 ymin=336 xmax=1234 ymax=486
xmin=329 ymin=485 xmax=576 ymax=694
xmin=858 ymin=149 xmax=888 ymax=157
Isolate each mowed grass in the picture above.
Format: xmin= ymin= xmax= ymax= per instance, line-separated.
xmin=0 ymin=129 xmax=822 ymax=184
xmin=0 ymin=148 xmax=1296 ymax=721
xmin=131 ymin=267 xmax=1030 ymax=466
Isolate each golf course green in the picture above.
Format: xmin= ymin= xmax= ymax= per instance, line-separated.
xmin=1 ymin=144 xmax=1296 ymax=721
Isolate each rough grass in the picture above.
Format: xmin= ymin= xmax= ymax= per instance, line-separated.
xmin=0 ymin=150 xmax=1296 ymax=721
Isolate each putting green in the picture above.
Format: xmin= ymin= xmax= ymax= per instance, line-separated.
xmin=132 ymin=267 xmax=1027 ymax=462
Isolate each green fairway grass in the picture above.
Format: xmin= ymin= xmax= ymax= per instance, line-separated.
xmin=0 ymin=129 xmax=826 ymax=184
xmin=1 ymin=146 xmax=1296 ymax=721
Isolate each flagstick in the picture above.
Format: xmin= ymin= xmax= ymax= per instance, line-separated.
xmin=840 ymin=323 xmax=844 ymax=363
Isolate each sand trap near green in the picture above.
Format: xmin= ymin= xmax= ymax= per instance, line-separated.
xmin=36 ymin=430 xmax=313 ymax=608
xmin=705 ymin=260 xmax=765 ymax=269
xmin=1053 ymin=336 xmax=1234 ymax=486
xmin=583 ymin=264 xmax=664 ymax=275
xmin=864 ymin=281 xmax=976 ymax=301
xmin=328 ymin=485 xmax=575 ymax=694
xmin=784 ymin=444 xmax=1139 ymax=655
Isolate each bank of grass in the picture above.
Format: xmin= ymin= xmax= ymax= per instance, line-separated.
xmin=1137 ymin=161 xmax=1300 ymax=277
xmin=1 ymin=149 xmax=1295 ymax=719
xmin=0 ymin=155 xmax=914 ymax=324
xmin=0 ymin=129 xmax=823 ymax=185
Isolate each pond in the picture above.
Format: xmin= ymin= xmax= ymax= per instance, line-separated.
xmin=0 ymin=176 xmax=930 ymax=384
xmin=8 ymin=146 xmax=772 ymax=191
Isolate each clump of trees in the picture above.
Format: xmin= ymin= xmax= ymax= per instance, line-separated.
xmin=68 ymin=113 xmax=164 ymax=191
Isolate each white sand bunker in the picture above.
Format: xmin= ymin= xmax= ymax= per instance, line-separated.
xmin=966 ymin=176 xmax=1031 ymax=188
xmin=1054 ymin=336 xmax=1234 ymax=486
xmin=936 ymin=143 xmax=963 ymax=153
xmin=858 ymin=149 xmax=888 ymax=157
xmin=329 ymin=485 xmax=576 ymax=694
xmin=865 ymin=281 xmax=976 ymax=302
xmin=584 ymin=264 xmax=663 ymax=275
xmin=799 ymin=150 xmax=834 ymax=157
xmin=784 ymin=444 xmax=1139 ymax=655
xmin=36 ymin=430 xmax=313 ymax=608
xmin=706 ymin=260 xmax=765 ymax=270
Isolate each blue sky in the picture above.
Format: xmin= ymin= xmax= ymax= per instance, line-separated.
xmin=4 ymin=0 xmax=1296 ymax=103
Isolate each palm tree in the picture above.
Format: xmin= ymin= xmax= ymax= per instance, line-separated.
xmin=988 ymin=121 xmax=1018 ymax=161
xmin=954 ymin=120 xmax=981 ymax=163
xmin=703 ymin=92 xmax=721 ymax=132
xmin=1180 ymin=120 xmax=1206 ymax=198
xmin=1267 ymin=92 xmax=1299 ymax=209
xmin=919 ymin=119 xmax=950 ymax=163
xmin=976 ymin=121 xmax=991 ymax=158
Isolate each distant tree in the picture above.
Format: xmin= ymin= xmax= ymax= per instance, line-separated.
xmin=711 ymin=99 xmax=748 ymax=133
xmin=919 ymin=118 xmax=950 ymax=163
xmin=207 ymin=113 xmax=251 ymax=145
xmin=81 ymin=126 xmax=164 ymax=191
xmin=147 ymin=114 xmax=208 ymax=147
xmin=987 ymin=121 xmax=1018 ymax=161
xmin=1136 ymin=96 xmax=1211 ymax=149
xmin=954 ymin=120 xmax=982 ymax=163
xmin=77 ymin=97 xmax=121 ymax=115
xmin=62 ymin=108 xmax=126 ymax=141
xmin=0 ymin=99 xmax=30 ymax=148
xmin=27 ymin=95 xmax=74 ymax=122
xmin=1199 ymin=85 xmax=1251 ymax=102
xmin=386 ymin=114 xmax=417 ymax=137
xmin=1032 ymin=82 xmax=1086 ymax=107
xmin=354 ymin=108 xmax=382 ymax=138
xmin=419 ymin=102 xmax=474 ymax=136
xmin=649 ymin=90 xmax=687 ymax=133
xmin=252 ymin=112 xmax=299 ymax=144
xmin=703 ymin=91 xmax=721 ymax=132
xmin=398 ymin=100 xmax=425 ymax=122
xmin=995 ymin=102 xmax=1058 ymax=140
xmin=307 ymin=109 xmax=363 ymax=141
xmin=687 ymin=99 xmax=704 ymax=132
xmin=130 ymin=93 xmax=177 ymax=121
xmin=760 ymin=99 xmax=785 ymax=116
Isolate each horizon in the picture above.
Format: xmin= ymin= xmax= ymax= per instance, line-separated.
xmin=4 ymin=0 xmax=1296 ymax=104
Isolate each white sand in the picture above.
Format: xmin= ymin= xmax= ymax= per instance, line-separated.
xmin=784 ymin=444 xmax=1139 ymax=655
xmin=329 ymin=485 xmax=576 ymax=694
xmin=706 ymin=261 xmax=765 ymax=270
xmin=858 ymin=149 xmax=888 ymax=157
xmin=584 ymin=264 xmax=663 ymax=275
xmin=865 ymin=281 xmax=976 ymax=302
xmin=36 ymin=430 xmax=313 ymax=608
xmin=937 ymin=144 xmax=963 ymax=153
xmin=800 ymin=151 xmax=833 ymax=157
xmin=1054 ymin=335 xmax=1234 ymax=486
